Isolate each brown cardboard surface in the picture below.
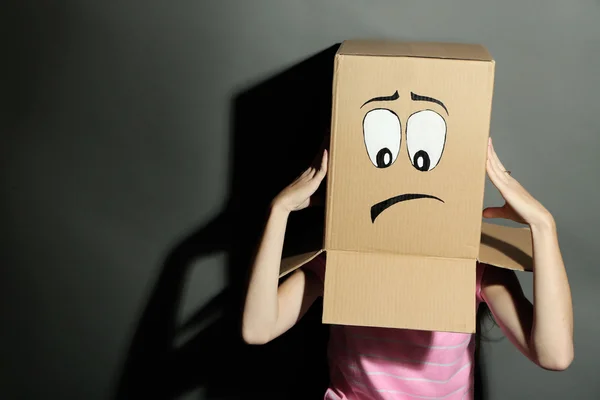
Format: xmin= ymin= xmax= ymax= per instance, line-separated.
xmin=479 ymin=222 xmax=533 ymax=271
xmin=322 ymin=251 xmax=476 ymax=333
xmin=277 ymin=40 xmax=533 ymax=333
xmin=339 ymin=40 xmax=492 ymax=61
xmin=325 ymin=53 xmax=495 ymax=259
xmin=279 ymin=250 xmax=323 ymax=278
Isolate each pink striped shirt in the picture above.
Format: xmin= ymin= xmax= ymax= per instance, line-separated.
xmin=304 ymin=256 xmax=486 ymax=400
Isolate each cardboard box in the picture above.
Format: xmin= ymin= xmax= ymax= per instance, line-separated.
xmin=279 ymin=40 xmax=533 ymax=334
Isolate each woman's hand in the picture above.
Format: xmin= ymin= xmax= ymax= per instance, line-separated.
xmin=482 ymin=138 xmax=573 ymax=371
xmin=483 ymin=138 xmax=554 ymax=228
xmin=273 ymin=148 xmax=328 ymax=213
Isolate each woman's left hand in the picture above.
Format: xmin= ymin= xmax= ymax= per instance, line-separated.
xmin=484 ymin=138 xmax=554 ymax=228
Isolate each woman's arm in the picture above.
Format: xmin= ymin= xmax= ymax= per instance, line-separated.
xmin=481 ymin=139 xmax=573 ymax=371
xmin=482 ymin=220 xmax=573 ymax=370
xmin=241 ymin=150 xmax=328 ymax=345
xmin=241 ymin=206 xmax=323 ymax=344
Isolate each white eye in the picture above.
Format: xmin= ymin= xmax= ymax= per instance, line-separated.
xmin=406 ymin=110 xmax=447 ymax=171
xmin=363 ymin=109 xmax=401 ymax=168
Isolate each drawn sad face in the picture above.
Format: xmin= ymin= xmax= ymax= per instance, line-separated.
xmin=326 ymin=58 xmax=491 ymax=257
xmin=362 ymin=91 xmax=448 ymax=223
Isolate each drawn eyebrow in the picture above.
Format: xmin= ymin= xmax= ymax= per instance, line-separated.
xmin=360 ymin=90 xmax=399 ymax=109
xmin=411 ymin=92 xmax=449 ymax=115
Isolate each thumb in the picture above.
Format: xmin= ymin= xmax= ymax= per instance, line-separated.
xmin=317 ymin=149 xmax=328 ymax=178
xmin=482 ymin=205 xmax=508 ymax=219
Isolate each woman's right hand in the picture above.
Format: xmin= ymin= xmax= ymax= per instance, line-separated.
xmin=273 ymin=149 xmax=328 ymax=213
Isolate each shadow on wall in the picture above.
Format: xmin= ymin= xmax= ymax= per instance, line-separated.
xmin=114 ymin=42 xmax=492 ymax=400
xmin=114 ymin=45 xmax=339 ymax=399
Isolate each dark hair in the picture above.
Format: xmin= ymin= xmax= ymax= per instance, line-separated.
xmin=474 ymin=302 xmax=503 ymax=400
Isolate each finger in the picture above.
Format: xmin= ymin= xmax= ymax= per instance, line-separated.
xmin=483 ymin=206 xmax=522 ymax=222
xmin=487 ymin=142 xmax=522 ymax=192
xmin=300 ymin=164 xmax=314 ymax=179
xmin=486 ymin=160 xmax=517 ymax=205
xmin=482 ymin=206 xmax=507 ymax=219
xmin=487 ymin=140 xmax=504 ymax=175
xmin=318 ymin=149 xmax=328 ymax=176
xmin=486 ymin=163 xmax=524 ymax=202
xmin=486 ymin=157 xmax=507 ymax=189
xmin=488 ymin=139 xmax=509 ymax=177
xmin=484 ymin=204 xmax=525 ymax=223
xmin=486 ymin=159 xmax=529 ymax=219
xmin=486 ymin=149 xmax=509 ymax=187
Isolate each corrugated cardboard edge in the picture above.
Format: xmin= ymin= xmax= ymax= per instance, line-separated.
xmin=279 ymin=222 xmax=533 ymax=278
xmin=324 ymin=52 xmax=342 ymax=249
xmin=469 ymin=58 xmax=497 ymax=259
xmin=279 ymin=249 xmax=324 ymax=278
xmin=338 ymin=40 xmax=493 ymax=61
xmin=478 ymin=222 xmax=533 ymax=272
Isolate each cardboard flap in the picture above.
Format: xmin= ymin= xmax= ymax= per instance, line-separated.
xmin=338 ymin=40 xmax=492 ymax=61
xmin=322 ymin=250 xmax=476 ymax=333
xmin=479 ymin=222 xmax=533 ymax=272
xmin=279 ymin=250 xmax=324 ymax=278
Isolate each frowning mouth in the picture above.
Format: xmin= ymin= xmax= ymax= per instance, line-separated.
xmin=370 ymin=193 xmax=444 ymax=223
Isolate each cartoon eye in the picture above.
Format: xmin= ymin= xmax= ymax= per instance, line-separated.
xmin=363 ymin=109 xmax=401 ymax=168
xmin=406 ymin=110 xmax=447 ymax=171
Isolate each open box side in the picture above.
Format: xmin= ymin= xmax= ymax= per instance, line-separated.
xmin=322 ymin=250 xmax=477 ymax=333
xmin=279 ymin=249 xmax=324 ymax=278
xmin=478 ymin=222 xmax=533 ymax=272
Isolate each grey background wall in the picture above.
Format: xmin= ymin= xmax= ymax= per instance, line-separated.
xmin=2 ymin=1 xmax=598 ymax=399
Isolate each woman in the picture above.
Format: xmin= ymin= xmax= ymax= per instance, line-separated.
xmin=241 ymin=138 xmax=573 ymax=399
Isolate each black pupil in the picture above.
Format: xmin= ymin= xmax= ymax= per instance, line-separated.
xmin=413 ymin=150 xmax=430 ymax=171
xmin=376 ymin=148 xmax=392 ymax=168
